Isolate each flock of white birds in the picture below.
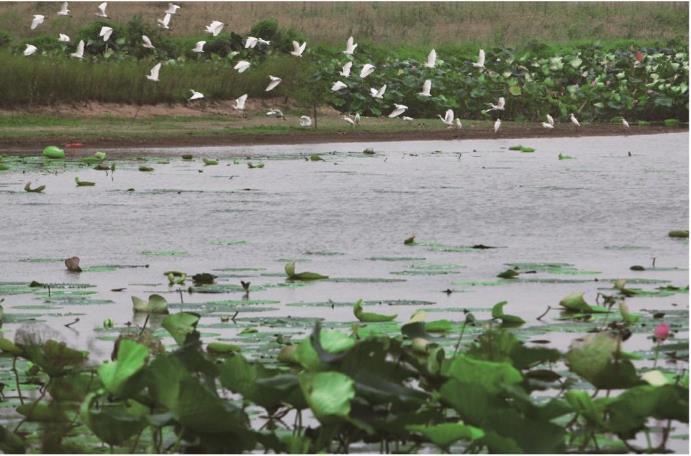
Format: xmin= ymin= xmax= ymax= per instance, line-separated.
xmin=22 ymin=1 xmax=633 ymax=131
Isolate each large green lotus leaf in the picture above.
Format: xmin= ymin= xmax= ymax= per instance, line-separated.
xmin=146 ymin=354 xmax=189 ymax=411
xmin=406 ymin=422 xmax=485 ymax=449
xmin=98 ymin=339 xmax=149 ymax=396
xmin=353 ymin=299 xmax=397 ymax=322
xmin=559 ymin=292 xmax=609 ymax=313
xmin=17 ymin=403 xmax=68 ymax=423
xmin=565 ymin=390 xmax=606 ymax=427
xmin=48 ymin=372 xmax=99 ymax=402
xmin=162 ymin=312 xmax=200 ymax=345
xmin=284 ymin=261 xmax=328 ymax=281
xmin=132 ymin=294 xmax=169 ymax=314
xmin=606 ymin=384 xmax=689 ymax=439
xmin=0 ymin=337 xmax=22 ymax=355
xmin=299 ymin=371 xmax=355 ymax=420
xmin=293 ymin=329 xmax=354 ymax=370
xmin=565 ymin=332 xmax=640 ymax=389
xmin=175 ymin=377 xmax=249 ymax=434
xmin=491 ymin=301 xmax=525 ymax=327
xmin=80 ymin=393 xmax=148 ymax=446
xmin=446 ymin=355 xmax=522 ymax=393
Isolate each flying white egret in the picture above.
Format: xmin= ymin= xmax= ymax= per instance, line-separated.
xmin=455 ymin=118 xmax=462 ymax=129
xmin=189 ymin=90 xmax=204 ymax=101
xmin=146 ymin=63 xmax=162 ymax=82
xmin=439 ymin=109 xmax=454 ymax=126
xmin=23 ymin=44 xmax=37 ymax=56
xmin=165 ymin=3 xmax=180 ymax=15
xmin=343 ymin=116 xmax=356 ymax=126
xmin=299 ymin=116 xmax=312 ymax=127
xmin=343 ymin=36 xmax=357 ymax=55
xmin=31 ymin=15 xmax=44 ymax=30
xmin=234 ymin=60 xmax=251 ymax=73
xmin=486 ymin=97 xmax=505 ymax=111
xmin=360 ymin=64 xmax=375 ymax=78
xmin=546 ymin=114 xmax=555 ymax=126
xmin=99 ymin=26 xmax=113 ymax=42
xmin=142 ymin=35 xmax=155 ymax=49
xmin=96 ymin=2 xmax=108 ymax=18
xmin=331 ymin=81 xmax=347 ymax=91
xmin=257 ymin=38 xmax=270 ymax=46
xmin=340 ymin=61 xmax=352 ymax=77
xmin=244 ymin=36 xmax=258 ymax=48
xmin=58 ymin=33 xmax=70 ymax=42
xmin=370 ymin=84 xmax=386 ymax=99
xmin=570 ymin=113 xmax=580 ymax=127
xmin=70 ymin=40 xmax=84 ymax=59
xmin=192 ymin=41 xmax=205 ymax=53
xmin=388 ymin=104 xmax=408 ymax=118
xmin=494 ymin=118 xmax=501 ymax=133
xmin=419 ymin=79 xmax=432 ymax=97
xmin=622 ymin=118 xmax=630 ymax=128
xmin=425 ymin=49 xmax=436 ymax=68
xmin=402 ymin=116 xmax=414 ymax=121
xmin=57 ymin=2 xmax=70 ymax=16
xmin=158 ymin=13 xmax=172 ymax=30
xmin=542 ymin=122 xmax=554 ymax=129
xmin=234 ymin=94 xmax=248 ymax=111
xmin=265 ymin=75 xmax=282 ymax=92
xmin=205 ymin=21 xmax=223 ymax=36
xmin=473 ymin=49 xmax=485 ymax=68
xmin=291 ymin=41 xmax=307 ymax=57
xmin=266 ymin=109 xmax=285 ymax=119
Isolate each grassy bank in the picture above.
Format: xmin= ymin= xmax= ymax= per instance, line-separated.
xmin=0 ymin=1 xmax=687 ymax=46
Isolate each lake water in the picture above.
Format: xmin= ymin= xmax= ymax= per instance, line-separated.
xmin=1 ymin=132 xmax=688 ymax=450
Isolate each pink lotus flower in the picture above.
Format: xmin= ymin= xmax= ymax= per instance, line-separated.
xmin=654 ymin=323 xmax=670 ymax=342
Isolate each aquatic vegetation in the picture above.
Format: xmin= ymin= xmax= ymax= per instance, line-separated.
xmin=509 ymin=145 xmax=536 ymax=152
xmin=559 ymin=153 xmax=574 ymax=160
xmin=559 ymin=292 xmax=609 ymax=314
xmin=138 ymin=165 xmax=154 ymax=172
xmin=668 ymin=229 xmax=689 ymax=238
xmin=284 ymin=261 xmax=328 ymax=281
xmin=203 ymin=158 xmax=218 ymax=166
xmin=131 ymin=294 xmax=169 ymax=314
xmin=491 ymin=301 xmax=525 ymax=327
xmin=42 ymin=145 xmax=64 ymax=159
xmin=64 ymin=256 xmax=82 ymax=272
xmin=75 ymin=177 xmax=95 ymax=187
xmin=353 ymin=299 xmax=397 ymax=322
xmin=23 ymin=182 xmax=45 ymax=193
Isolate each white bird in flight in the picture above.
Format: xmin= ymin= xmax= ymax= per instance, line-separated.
xmin=486 ymin=96 xmax=505 ymax=111
xmin=473 ymin=49 xmax=485 ymax=69
xmin=266 ymin=109 xmax=285 ymax=119
xmin=234 ymin=94 xmax=248 ymax=111
xmin=142 ymin=35 xmax=155 ymax=49
xmin=99 ymin=26 xmax=113 ymax=42
xmin=58 ymin=33 xmax=70 ymax=42
xmin=205 ymin=21 xmax=223 ymax=36
xmin=291 ymin=41 xmax=307 ymax=57
xmin=31 ymin=15 xmax=44 ymax=30
xmin=546 ymin=114 xmax=555 ymax=126
xmin=146 ymin=63 xmax=161 ymax=82
xmin=158 ymin=13 xmax=172 ymax=30
xmin=402 ymin=116 xmax=414 ymax=121
xmin=419 ymin=79 xmax=432 ymax=97
xmin=439 ymin=109 xmax=455 ymax=126
xmin=257 ymin=38 xmax=270 ymax=46
xmin=245 ymin=36 xmax=258 ymax=49
xmin=57 ymin=2 xmax=70 ymax=16
xmin=570 ymin=113 xmax=580 ymax=127
xmin=299 ymin=116 xmax=312 ymax=127
xmin=234 ymin=60 xmax=250 ymax=73
xmin=343 ymin=116 xmax=356 ymax=126
xmin=542 ymin=122 xmax=554 ymax=129
xmin=165 ymin=3 xmax=180 ymax=15
xmin=23 ymin=44 xmax=37 ymax=56
xmin=343 ymin=36 xmax=357 ymax=55
xmin=494 ymin=118 xmax=501 ymax=133
xmin=388 ymin=104 xmax=408 ymax=118
xmin=96 ymin=2 xmax=108 ymax=18
xmin=192 ymin=41 xmax=205 ymax=53
xmin=360 ymin=64 xmax=375 ymax=78
xmin=70 ymin=40 xmax=84 ymax=59
xmin=340 ymin=61 xmax=352 ymax=77
xmin=265 ymin=75 xmax=282 ymax=92
xmin=331 ymin=81 xmax=347 ymax=91
xmin=370 ymin=84 xmax=386 ymax=99
xmin=425 ymin=49 xmax=436 ymax=68
xmin=622 ymin=118 xmax=630 ymax=128
xmin=189 ymin=90 xmax=204 ymax=101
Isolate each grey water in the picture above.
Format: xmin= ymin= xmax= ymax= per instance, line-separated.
xmin=0 ymin=133 xmax=688 ymax=359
